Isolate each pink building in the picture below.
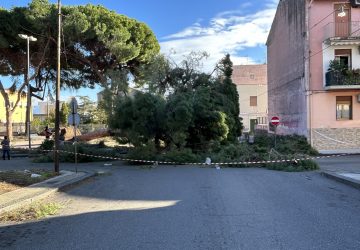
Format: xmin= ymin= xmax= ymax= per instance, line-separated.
xmin=267 ymin=0 xmax=360 ymax=153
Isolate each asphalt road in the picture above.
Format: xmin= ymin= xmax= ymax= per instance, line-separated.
xmin=316 ymin=155 xmax=360 ymax=173
xmin=1 ymin=165 xmax=360 ymax=250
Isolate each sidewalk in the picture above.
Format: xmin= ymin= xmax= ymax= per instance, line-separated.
xmin=0 ymin=157 xmax=117 ymax=173
xmin=321 ymin=172 xmax=360 ymax=190
xmin=0 ymin=170 xmax=94 ymax=213
xmin=0 ymin=158 xmax=117 ymax=213
xmin=316 ymin=155 xmax=360 ymax=190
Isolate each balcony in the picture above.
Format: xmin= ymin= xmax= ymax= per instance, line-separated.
xmin=323 ymin=22 xmax=360 ymax=45
xmin=325 ymin=71 xmax=360 ymax=90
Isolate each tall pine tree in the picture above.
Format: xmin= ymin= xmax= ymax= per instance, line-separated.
xmin=214 ymin=54 xmax=243 ymax=141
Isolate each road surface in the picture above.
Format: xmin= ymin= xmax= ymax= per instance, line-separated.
xmin=1 ymin=166 xmax=360 ymax=249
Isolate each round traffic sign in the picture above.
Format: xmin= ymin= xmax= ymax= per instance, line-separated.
xmin=68 ymin=113 xmax=80 ymax=126
xmin=271 ymin=116 xmax=280 ymax=126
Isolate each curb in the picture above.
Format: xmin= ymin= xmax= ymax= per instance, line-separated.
xmin=0 ymin=171 xmax=95 ymax=214
xmin=321 ymin=171 xmax=360 ymax=190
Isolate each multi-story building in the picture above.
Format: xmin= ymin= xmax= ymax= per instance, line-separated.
xmin=33 ymin=101 xmax=55 ymax=122
xmin=0 ymin=91 xmax=28 ymax=124
xmin=0 ymin=91 xmax=28 ymax=134
xmin=232 ymin=64 xmax=268 ymax=133
xmin=267 ymin=0 xmax=360 ymax=153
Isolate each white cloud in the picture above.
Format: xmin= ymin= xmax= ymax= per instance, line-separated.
xmin=160 ymin=1 xmax=277 ymax=72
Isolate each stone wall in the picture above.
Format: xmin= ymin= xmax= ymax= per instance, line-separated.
xmin=312 ymin=128 xmax=360 ymax=151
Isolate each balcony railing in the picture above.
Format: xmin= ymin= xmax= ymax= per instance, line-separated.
xmin=323 ymin=21 xmax=360 ymax=42
xmin=325 ymin=70 xmax=360 ymax=88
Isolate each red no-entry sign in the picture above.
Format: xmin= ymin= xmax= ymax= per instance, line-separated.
xmin=271 ymin=116 xmax=280 ymax=126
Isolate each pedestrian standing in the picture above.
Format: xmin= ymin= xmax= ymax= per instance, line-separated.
xmin=59 ymin=128 xmax=66 ymax=145
xmin=44 ymin=126 xmax=52 ymax=139
xmin=1 ymin=136 xmax=10 ymax=160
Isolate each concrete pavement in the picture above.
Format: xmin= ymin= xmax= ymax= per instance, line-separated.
xmin=0 ymin=158 xmax=112 ymax=214
xmin=1 ymin=166 xmax=360 ymax=249
xmin=0 ymin=170 xmax=94 ymax=213
xmin=316 ymin=154 xmax=360 ymax=190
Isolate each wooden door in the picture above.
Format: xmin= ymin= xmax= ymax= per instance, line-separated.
xmin=335 ymin=5 xmax=350 ymax=37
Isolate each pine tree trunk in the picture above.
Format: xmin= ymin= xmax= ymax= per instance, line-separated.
xmin=5 ymin=108 xmax=13 ymax=140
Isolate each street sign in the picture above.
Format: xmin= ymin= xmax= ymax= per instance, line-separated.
xmin=70 ymin=97 xmax=78 ymax=114
xmin=68 ymin=113 xmax=80 ymax=126
xmin=271 ymin=116 xmax=280 ymax=126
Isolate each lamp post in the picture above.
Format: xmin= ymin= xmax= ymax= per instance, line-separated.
xmin=18 ymin=34 xmax=37 ymax=150
xmin=54 ymin=0 xmax=62 ymax=173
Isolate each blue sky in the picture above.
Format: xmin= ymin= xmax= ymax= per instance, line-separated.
xmin=1 ymin=0 xmax=279 ymax=102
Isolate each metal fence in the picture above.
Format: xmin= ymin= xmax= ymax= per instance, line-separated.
xmin=0 ymin=123 xmax=26 ymax=135
xmin=323 ymin=21 xmax=360 ymax=41
xmin=0 ymin=123 xmax=107 ymax=136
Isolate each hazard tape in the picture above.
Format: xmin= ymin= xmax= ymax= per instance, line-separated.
xmin=19 ymin=147 xmax=356 ymax=166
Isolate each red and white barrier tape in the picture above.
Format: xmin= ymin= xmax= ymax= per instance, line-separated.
xmin=21 ymin=147 xmax=354 ymax=166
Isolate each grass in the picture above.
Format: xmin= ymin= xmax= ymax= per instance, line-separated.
xmin=0 ymin=169 xmax=58 ymax=194
xmin=0 ymin=202 xmax=63 ymax=222
xmin=0 ymin=182 xmax=20 ymax=195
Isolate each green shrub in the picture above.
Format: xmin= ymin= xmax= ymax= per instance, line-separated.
xmin=253 ymin=134 xmax=318 ymax=156
xmin=33 ymin=143 xmax=120 ymax=163
xmin=32 ymin=133 xmax=320 ymax=172
xmin=266 ymin=159 xmax=319 ymax=172
xmin=126 ymin=144 xmax=158 ymax=163
xmin=210 ymin=143 xmax=257 ymax=164
xmin=159 ymin=148 xmax=200 ymax=163
xmin=39 ymin=140 xmax=54 ymax=151
xmin=126 ymin=144 xmax=202 ymax=164
xmin=254 ymin=133 xmax=273 ymax=149
xmin=276 ymin=135 xmax=318 ymax=156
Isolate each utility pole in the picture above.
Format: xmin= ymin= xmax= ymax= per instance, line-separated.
xmin=54 ymin=0 xmax=61 ymax=173
xmin=26 ymin=37 xmax=31 ymax=149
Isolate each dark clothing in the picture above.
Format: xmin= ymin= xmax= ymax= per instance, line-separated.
xmin=1 ymin=139 xmax=10 ymax=160
xmin=1 ymin=139 xmax=10 ymax=150
xmin=45 ymin=130 xmax=51 ymax=139
xmin=44 ymin=127 xmax=52 ymax=139
xmin=59 ymin=128 xmax=66 ymax=141
xmin=2 ymin=149 xmax=10 ymax=160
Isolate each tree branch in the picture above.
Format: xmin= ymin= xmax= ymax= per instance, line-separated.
xmin=0 ymin=80 xmax=10 ymax=109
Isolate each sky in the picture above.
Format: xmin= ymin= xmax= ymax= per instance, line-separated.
xmin=1 ymin=0 xmax=279 ymax=103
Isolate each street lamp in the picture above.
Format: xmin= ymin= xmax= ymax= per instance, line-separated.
xmin=18 ymin=34 xmax=37 ymax=150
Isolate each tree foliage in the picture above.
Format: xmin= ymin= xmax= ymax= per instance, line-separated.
xmin=213 ymin=54 xmax=243 ymax=140
xmin=0 ymin=0 xmax=159 ymax=137
xmin=110 ymin=53 xmax=243 ymax=152
xmin=0 ymin=0 xmax=160 ymax=88
xmin=59 ymin=102 xmax=69 ymax=126
xmin=77 ymin=96 xmax=106 ymax=124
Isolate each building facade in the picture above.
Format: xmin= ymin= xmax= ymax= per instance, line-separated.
xmin=0 ymin=91 xmax=28 ymax=134
xmin=267 ymin=0 xmax=360 ymax=153
xmin=0 ymin=91 xmax=28 ymax=124
xmin=232 ymin=65 xmax=268 ymax=133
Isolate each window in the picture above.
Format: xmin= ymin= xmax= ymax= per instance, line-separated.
xmin=336 ymin=96 xmax=352 ymax=120
xmin=257 ymin=117 xmax=268 ymax=125
xmin=250 ymin=96 xmax=257 ymax=107
xmin=335 ymin=49 xmax=352 ymax=69
xmin=250 ymin=74 xmax=255 ymax=79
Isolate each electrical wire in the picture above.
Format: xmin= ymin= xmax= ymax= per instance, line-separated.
xmin=309 ymin=4 xmax=345 ymax=31
xmin=242 ymin=7 xmax=360 ymax=103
